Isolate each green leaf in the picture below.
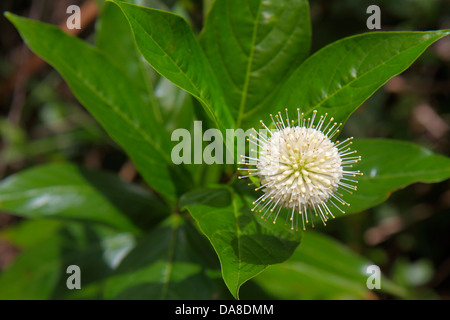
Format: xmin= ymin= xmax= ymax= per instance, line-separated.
xmin=0 ymin=222 xmax=131 ymax=299
xmin=96 ymin=1 xmax=149 ymax=93
xmin=343 ymin=139 xmax=450 ymax=214
xmin=5 ymin=13 xmax=188 ymax=201
xmin=179 ymin=186 xmax=232 ymax=208
xmin=0 ymin=235 xmax=61 ymax=299
xmin=104 ymin=215 xmax=229 ymax=299
xmin=186 ymin=187 xmax=302 ymax=299
xmin=200 ymin=0 xmax=311 ymax=127
xmin=251 ymin=231 xmax=405 ymax=299
xmin=109 ymin=0 xmax=235 ymax=134
xmin=154 ymin=77 xmax=195 ymax=132
xmin=0 ymin=219 xmax=62 ymax=249
xmin=270 ymin=30 xmax=450 ymax=126
xmin=0 ymin=217 xmax=227 ymax=300
xmin=0 ymin=163 xmax=168 ymax=233
xmin=96 ymin=1 xmax=162 ymax=123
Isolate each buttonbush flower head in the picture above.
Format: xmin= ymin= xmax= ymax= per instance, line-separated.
xmin=239 ymin=109 xmax=362 ymax=231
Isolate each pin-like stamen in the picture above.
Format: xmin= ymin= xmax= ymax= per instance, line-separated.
xmin=239 ymin=109 xmax=360 ymax=230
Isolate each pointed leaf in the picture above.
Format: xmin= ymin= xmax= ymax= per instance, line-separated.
xmin=5 ymin=13 xmax=188 ymax=201
xmin=186 ymin=187 xmax=302 ymax=299
xmin=200 ymin=0 xmax=311 ymax=127
xmin=104 ymin=216 xmax=228 ymax=299
xmin=0 ymin=222 xmax=130 ymax=299
xmin=343 ymin=139 xmax=450 ymax=214
xmin=252 ymin=231 xmax=405 ymax=299
xmin=0 ymin=163 xmax=168 ymax=233
xmin=110 ymin=0 xmax=235 ymax=134
xmin=270 ymin=30 xmax=450 ymax=126
xmin=96 ymin=1 xmax=162 ymax=123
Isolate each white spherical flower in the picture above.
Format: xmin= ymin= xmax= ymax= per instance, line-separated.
xmin=239 ymin=109 xmax=362 ymax=231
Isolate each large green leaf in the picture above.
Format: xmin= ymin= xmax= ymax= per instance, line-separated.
xmin=200 ymin=0 xmax=311 ymax=127
xmin=0 ymin=219 xmax=62 ymax=249
xmin=104 ymin=215 xmax=229 ymax=299
xmin=268 ymin=30 xmax=450 ymax=127
xmin=96 ymin=1 xmax=162 ymax=123
xmin=185 ymin=187 xmax=303 ymax=299
xmin=250 ymin=231 xmax=405 ymax=299
xmin=0 ymin=216 xmax=227 ymax=300
xmin=231 ymin=138 xmax=450 ymax=228
xmin=110 ymin=0 xmax=235 ymax=134
xmin=0 ymin=163 xmax=168 ymax=233
xmin=96 ymin=1 xmax=149 ymax=94
xmin=0 ymin=234 xmax=62 ymax=299
xmin=154 ymin=77 xmax=195 ymax=132
xmin=342 ymin=139 xmax=450 ymax=214
xmin=6 ymin=13 xmax=189 ymax=201
xmin=0 ymin=221 xmax=132 ymax=299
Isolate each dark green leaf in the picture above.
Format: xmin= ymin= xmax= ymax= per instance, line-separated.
xmin=0 ymin=235 xmax=61 ymax=299
xmin=179 ymin=186 xmax=232 ymax=208
xmin=0 ymin=163 xmax=168 ymax=233
xmin=343 ymin=139 xmax=450 ymax=214
xmin=251 ymin=231 xmax=405 ymax=299
xmin=154 ymin=77 xmax=195 ymax=132
xmin=96 ymin=1 xmax=162 ymax=123
xmin=187 ymin=187 xmax=302 ymax=299
xmin=0 ymin=219 xmax=62 ymax=249
xmin=96 ymin=2 xmax=149 ymax=93
xmin=104 ymin=215 xmax=229 ymax=299
xmin=270 ymin=31 xmax=450 ymax=126
xmin=0 ymin=216 xmax=227 ymax=300
xmin=200 ymin=0 xmax=311 ymax=127
xmin=110 ymin=0 xmax=235 ymax=134
xmin=5 ymin=13 xmax=188 ymax=201
xmin=0 ymin=222 xmax=131 ymax=299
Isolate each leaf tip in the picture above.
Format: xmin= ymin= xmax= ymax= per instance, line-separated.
xmin=4 ymin=11 xmax=22 ymax=27
xmin=4 ymin=11 xmax=14 ymax=21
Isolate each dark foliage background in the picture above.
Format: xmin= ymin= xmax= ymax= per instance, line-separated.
xmin=1 ymin=0 xmax=449 ymax=299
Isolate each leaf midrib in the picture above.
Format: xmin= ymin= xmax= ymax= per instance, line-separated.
xmin=0 ymin=185 xmax=93 ymax=201
xmin=26 ymin=23 xmax=172 ymax=166
xmin=231 ymin=195 xmax=243 ymax=299
xmin=160 ymin=217 xmax=179 ymax=299
xmin=303 ymin=32 xmax=446 ymax=116
xmin=123 ymin=8 xmax=228 ymax=133
xmin=236 ymin=1 xmax=263 ymax=128
xmin=359 ymin=169 xmax=450 ymax=180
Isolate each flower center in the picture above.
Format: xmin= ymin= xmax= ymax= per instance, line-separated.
xmin=238 ymin=109 xmax=362 ymax=230
xmin=258 ymin=127 xmax=343 ymax=209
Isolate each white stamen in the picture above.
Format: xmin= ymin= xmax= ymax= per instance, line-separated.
xmin=239 ymin=109 xmax=360 ymax=230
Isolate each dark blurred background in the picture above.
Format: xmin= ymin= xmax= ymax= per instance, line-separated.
xmin=0 ymin=0 xmax=449 ymax=299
